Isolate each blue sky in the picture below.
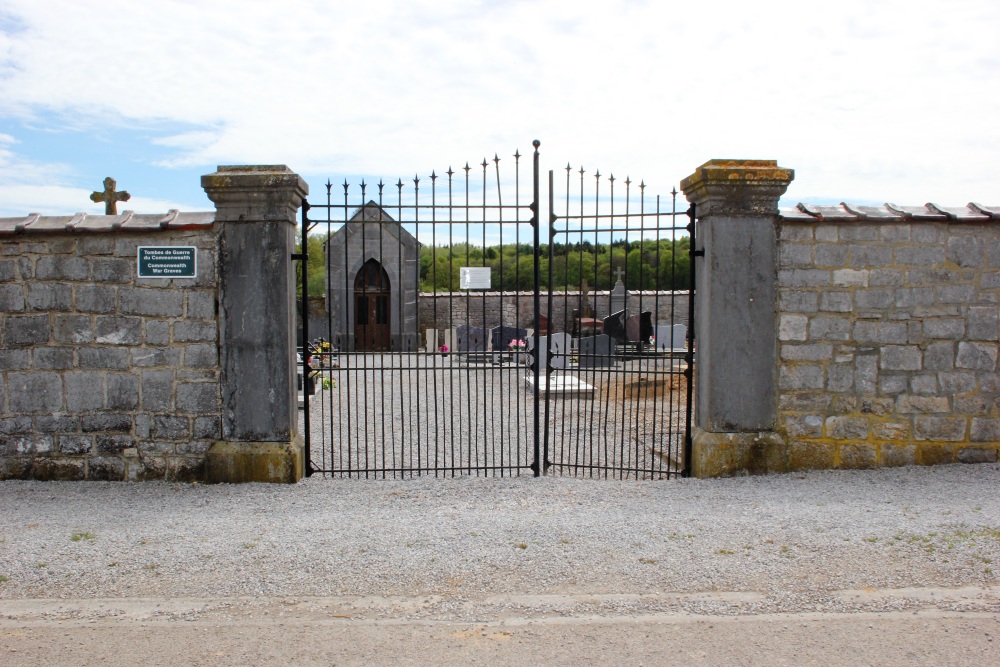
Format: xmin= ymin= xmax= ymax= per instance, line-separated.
xmin=1 ymin=0 xmax=998 ymax=218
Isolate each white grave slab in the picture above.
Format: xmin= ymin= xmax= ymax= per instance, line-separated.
xmin=524 ymin=374 xmax=595 ymax=398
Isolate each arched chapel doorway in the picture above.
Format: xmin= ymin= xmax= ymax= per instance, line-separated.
xmin=354 ymin=259 xmax=391 ymax=351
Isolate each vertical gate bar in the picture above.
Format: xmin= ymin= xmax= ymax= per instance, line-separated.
xmin=493 ymin=155 xmax=505 ymax=476
xmin=531 ymin=139 xmax=541 ymax=476
xmin=682 ymin=202 xmax=697 ymax=477
xmin=543 ymin=168 xmax=555 ymax=475
xmin=300 ymin=199 xmax=312 ymax=476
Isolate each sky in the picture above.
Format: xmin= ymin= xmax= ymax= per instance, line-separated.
xmin=0 ymin=0 xmax=998 ymax=219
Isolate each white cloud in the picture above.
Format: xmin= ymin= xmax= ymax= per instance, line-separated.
xmin=0 ymin=0 xmax=998 ymax=205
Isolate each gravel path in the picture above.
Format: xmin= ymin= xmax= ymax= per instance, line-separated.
xmin=1 ymin=463 xmax=999 ymax=620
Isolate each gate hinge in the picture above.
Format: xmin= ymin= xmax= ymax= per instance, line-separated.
xmin=291 ymin=253 xmax=305 ymax=260
xmin=693 ymin=248 xmax=706 ymax=257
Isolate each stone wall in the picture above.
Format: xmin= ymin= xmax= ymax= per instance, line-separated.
xmin=0 ymin=223 xmax=220 ymax=481
xmin=776 ymin=209 xmax=1000 ymax=468
xmin=417 ymin=290 xmax=690 ymax=342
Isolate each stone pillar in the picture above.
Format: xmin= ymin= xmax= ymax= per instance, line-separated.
xmin=680 ymin=160 xmax=793 ymax=477
xmin=201 ymin=165 xmax=308 ymax=483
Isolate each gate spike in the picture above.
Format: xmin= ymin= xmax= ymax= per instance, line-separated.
xmin=671 ymin=186 xmax=678 ymax=197
xmin=430 ymin=170 xmax=437 ymax=181
xmin=413 ymin=174 xmax=420 ymax=187
xmin=464 ymin=162 xmax=471 ymax=173
xmin=493 ymin=153 xmax=500 ymax=165
xmin=625 ymin=176 xmax=631 ymax=187
xmin=396 ymin=178 xmax=404 ymax=192
xmin=325 ymin=179 xmax=333 ymax=195
xmin=513 ymin=149 xmax=521 ymax=160
xmin=608 ymin=174 xmax=615 ymax=184
xmin=481 ymin=158 xmax=489 ymax=170
xmin=377 ymin=179 xmax=385 ymax=194
xmin=341 ymin=179 xmax=349 ymax=194
xmin=594 ymin=170 xmax=601 ymax=180
xmin=446 ymin=167 xmax=454 ymax=178
xmin=579 ymin=165 xmax=585 ymax=176
xmin=565 ymin=163 xmax=572 ymax=173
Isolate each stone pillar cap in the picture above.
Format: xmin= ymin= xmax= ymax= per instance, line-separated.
xmin=680 ymin=160 xmax=793 ymax=190
xmin=202 ymin=165 xmax=309 ymax=197
xmin=681 ymin=159 xmax=794 ymax=216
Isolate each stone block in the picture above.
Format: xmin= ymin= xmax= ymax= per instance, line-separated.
xmin=815 ymin=225 xmax=838 ymax=242
xmin=186 ymin=291 xmax=216 ymax=319
xmin=183 ymin=343 xmax=218 ymax=368
xmin=854 ymin=321 xmax=907 ymax=344
xmin=203 ymin=439 xmax=304 ymax=483
xmin=153 ymin=415 xmax=190 ymax=440
xmin=826 ymin=365 xmax=854 ymax=392
xmin=880 ymin=443 xmax=916 ymax=466
xmin=131 ymin=347 xmax=180 ymax=367
xmin=814 ymin=244 xmax=848 ymax=267
xmin=955 ymin=395 xmax=988 ymax=414
xmin=896 ymin=246 xmax=944 ymax=266
xmin=173 ymin=321 xmax=217 ymax=342
xmin=32 ymin=457 xmax=86 ymax=481
xmin=120 ymin=287 xmax=184 ymax=317
xmin=169 ymin=456 xmax=206 ymax=482
xmin=787 ymin=441 xmax=836 ymax=471
xmin=879 ymin=224 xmax=911 ymax=242
xmin=79 ymin=347 xmax=130 ymax=370
xmin=778 ymin=269 xmax=830 ymax=288
xmin=982 ymin=272 xmax=1000 ymax=289
xmin=783 ymin=414 xmax=823 ymax=438
xmin=878 ymin=374 xmax=907 ymax=395
xmin=778 ymin=392 xmax=831 ymax=411
xmin=880 ymin=345 xmax=921 ymax=371
xmin=895 ymin=288 xmax=936 ymax=309
xmin=957 ymin=447 xmax=998 ymax=464
xmin=141 ymin=370 xmax=174 ymax=411
xmin=5 ymin=314 xmax=50 ymax=346
xmin=26 ymin=283 xmax=72 ymax=311
xmin=35 ymin=415 xmax=78 ymax=432
xmin=839 ymin=443 xmax=877 ymax=469
xmin=779 ymin=225 xmax=813 ymax=241
xmin=7 ymin=434 xmax=54 ymax=454
xmin=819 ymin=292 xmax=852 ymax=312
xmin=855 ymin=289 xmax=895 ymax=310
xmin=916 ymin=445 xmax=955 ymax=466
xmin=897 ymin=395 xmax=950 ymax=414
xmin=779 ymin=243 xmax=812 ymax=267
xmin=910 ymin=225 xmax=940 ymax=244
xmin=938 ymin=371 xmax=976 ymax=394
xmin=924 ymin=318 xmax=964 ymax=340
xmin=780 ymin=344 xmax=833 ymax=361
xmin=0 ymin=350 xmax=32 ymax=372
xmin=76 ymin=285 xmax=118 ymax=313
xmin=95 ymin=316 xmax=143 ymax=345
xmin=176 ymin=440 xmax=212 ymax=455
xmin=91 ymin=257 xmax=133 ymax=283
xmin=956 ymin=342 xmax=997 ymax=370
xmin=826 ymin=416 xmax=869 ymax=440
xmin=855 ymin=354 xmax=878 ymax=394
xmin=870 ymin=269 xmax=904 ymax=287
xmin=850 ymin=245 xmax=893 ymax=267
xmin=936 ymin=285 xmax=976 ymax=304
xmin=81 ymin=413 xmax=132 ymax=433
xmin=839 ymin=225 xmax=880 ymax=242
xmin=968 ymin=306 xmax=999 ymax=341
xmin=64 ymin=372 xmax=106 ymax=411
xmin=59 ymin=435 xmax=92 ymax=454
xmin=33 ymin=347 xmax=74 ymax=370
xmin=778 ymin=314 xmax=808 ymax=341
xmin=779 ymin=290 xmax=818 ymax=313
xmin=53 ymin=314 xmax=94 ymax=344
xmin=0 ymin=415 xmax=32 ymax=435
xmin=107 ymin=374 xmax=139 ymax=410
xmin=177 ymin=382 xmax=218 ymax=414
xmin=970 ymin=417 xmax=1000 ymax=442
xmin=810 ymin=317 xmax=851 ymax=341
xmin=779 ymin=365 xmax=824 ymax=390
xmin=946 ymin=235 xmax=983 ymax=268
xmin=832 ymin=269 xmax=869 ymax=287
xmin=139 ymin=440 xmax=177 ymax=455
xmin=144 ymin=320 xmax=171 ymax=345
xmin=909 ymin=373 xmax=937 ymax=394
xmin=0 ymin=284 xmax=25 ymax=311
xmin=35 ymin=256 xmax=89 ymax=280
xmin=8 ymin=373 xmax=63 ymax=413
xmin=77 ymin=237 xmax=114 ymax=255
xmin=923 ymin=342 xmax=954 ymax=371
xmin=914 ymin=417 xmax=966 ymax=441
xmin=193 ymin=416 xmax=221 ymax=440
xmin=88 ymin=456 xmax=126 ymax=481
xmin=860 ymin=397 xmax=894 ymax=416
xmin=0 ymin=258 xmax=17 ymax=280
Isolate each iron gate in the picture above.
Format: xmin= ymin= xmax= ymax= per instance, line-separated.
xmin=297 ymin=141 xmax=696 ymax=479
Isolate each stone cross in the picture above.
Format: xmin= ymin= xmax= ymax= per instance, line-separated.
xmin=613 ymin=266 xmax=625 ymax=285
xmin=90 ymin=177 xmax=131 ymax=215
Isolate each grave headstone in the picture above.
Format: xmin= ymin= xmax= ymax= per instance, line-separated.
xmin=491 ymin=325 xmax=528 ymax=352
xmin=578 ymin=334 xmax=615 ymax=367
xmin=603 ymin=310 xmax=628 ymax=341
xmin=456 ymin=324 xmax=490 ymax=352
xmin=425 ymin=328 xmax=438 ymax=354
xmin=530 ymin=332 xmax=572 ymax=370
xmin=625 ymin=311 xmax=654 ymax=343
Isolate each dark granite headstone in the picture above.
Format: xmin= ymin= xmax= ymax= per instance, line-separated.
xmin=491 ymin=325 xmax=528 ymax=352
xmin=578 ymin=334 xmax=615 ymax=368
xmin=456 ymin=324 xmax=490 ymax=352
xmin=625 ymin=311 xmax=654 ymax=343
xmin=603 ymin=310 xmax=628 ymax=342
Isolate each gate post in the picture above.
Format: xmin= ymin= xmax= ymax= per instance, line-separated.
xmin=201 ymin=165 xmax=309 ymax=483
xmin=680 ymin=160 xmax=794 ymax=477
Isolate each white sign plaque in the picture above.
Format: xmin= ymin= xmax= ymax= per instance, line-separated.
xmin=460 ymin=267 xmax=491 ymax=290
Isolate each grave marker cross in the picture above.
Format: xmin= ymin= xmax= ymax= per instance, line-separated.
xmin=613 ymin=266 xmax=625 ymax=285
xmin=90 ymin=177 xmax=131 ymax=215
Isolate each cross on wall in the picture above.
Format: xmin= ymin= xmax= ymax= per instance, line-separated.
xmin=90 ymin=177 xmax=131 ymax=215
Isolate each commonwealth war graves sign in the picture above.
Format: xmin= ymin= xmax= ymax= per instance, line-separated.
xmin=137 ymin=246 xmax=197 ymax=278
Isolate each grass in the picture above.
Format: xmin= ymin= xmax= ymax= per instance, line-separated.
xmin=70 ymin=531 xmax=96 ymax=542
xmin=638 ymin=557 xmax=658 ymax=564
xmin=516 ymin=543 xmax=528 ymax=550
xmin=715 ymin=548 xmax=734 ymax=555
xmin=0 ymin=575 xmax=8 ymax=584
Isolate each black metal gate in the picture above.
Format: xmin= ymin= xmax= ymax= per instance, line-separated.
xmin=297 ymin=141 xmax=696 ymax=479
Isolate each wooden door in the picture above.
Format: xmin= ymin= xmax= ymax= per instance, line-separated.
xmin=354 ymin=259 xmax=390 ymax=351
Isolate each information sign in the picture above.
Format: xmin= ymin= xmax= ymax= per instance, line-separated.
xmin=137 ymin=246 xmax=197 ymax=278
